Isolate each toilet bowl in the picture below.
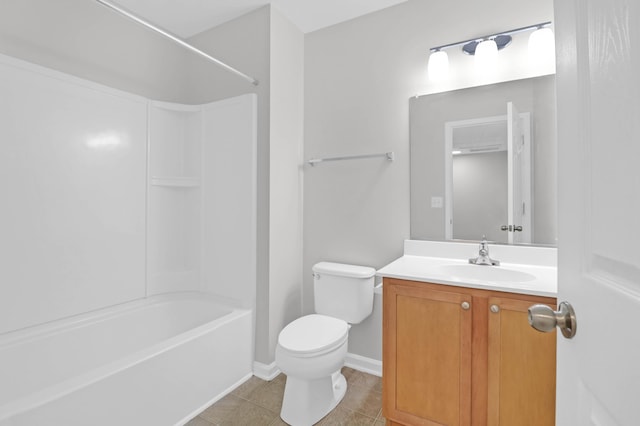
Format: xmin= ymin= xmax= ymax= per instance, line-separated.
xmin=275 ymin=262 xmax=375 ymax=426
xmin=276 ymin=314 xmax=349 ymax=425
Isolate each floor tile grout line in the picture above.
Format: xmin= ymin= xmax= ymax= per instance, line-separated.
xmin=199 ymin=393 xmax=280 ymax=425
xmin=235 ymin=384 xmax=287 ymax=413
xmin=345 ymin=377 xmax=383 ymax=392
xmin=192 ymin=414 xmax=217 ymax=426
xmin=231 ymin=391 xmax=283 ymax=415
xmin=339 ymin=406 xmax=380 ymax=421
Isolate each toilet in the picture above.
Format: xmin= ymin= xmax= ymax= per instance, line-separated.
xmin=276 ymin=262 xmax=376 ymax=426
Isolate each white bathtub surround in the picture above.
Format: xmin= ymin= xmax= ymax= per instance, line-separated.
xmin=0 ymin=53 xmax=257 ymax=317
xmin=377 ymin=240 xmax=557 ymax=297
xmin=0 ymin=54 xmax=258 ymax=425
xmin=0 ymin=54 xmax=148 ymax=334
xmin=147 ymin=95 xmax=258 ymax=303
xmin=0 ymin=293 xmax=253 ymax=426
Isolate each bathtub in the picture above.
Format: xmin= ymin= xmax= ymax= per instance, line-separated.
xmin=0 ymin=292 xmax=253 ymax=425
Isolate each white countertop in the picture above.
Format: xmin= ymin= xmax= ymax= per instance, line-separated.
xmin=376 ymin=241 xmax=558 ymax=298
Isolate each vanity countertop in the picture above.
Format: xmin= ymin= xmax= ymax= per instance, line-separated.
xmin=376 ymin=240 xmax=558 ymax=298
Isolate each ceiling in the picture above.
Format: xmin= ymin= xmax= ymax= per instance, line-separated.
xmin=110 ymin=0 xmax=409 ymax=38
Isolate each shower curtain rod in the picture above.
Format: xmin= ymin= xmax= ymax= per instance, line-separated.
xmin=95 ymin=0 xmax=259 ymax=86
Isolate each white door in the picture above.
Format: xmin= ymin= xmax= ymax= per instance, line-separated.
xmin=555 ymin=0 xmax=640 ymax=424
xmin=507 ymin=102 xmax=532 ymax=244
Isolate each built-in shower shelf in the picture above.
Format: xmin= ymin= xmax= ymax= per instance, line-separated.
xmin=150 ymin=176 xmax=200 ymax=188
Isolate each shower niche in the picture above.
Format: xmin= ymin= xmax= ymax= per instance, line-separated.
xmin=147 ymin=95 xmax=257 ymax=299
xmin=148 ymin=102 xmax=203 ymax=294
xmin=149 ymin=103 xmax=203 ymax=188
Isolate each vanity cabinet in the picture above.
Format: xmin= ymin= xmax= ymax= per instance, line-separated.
xmin=382 ymin=278 xmax=556 ymax=426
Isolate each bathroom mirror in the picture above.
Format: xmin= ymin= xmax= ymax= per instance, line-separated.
xmin=410 ymin=75 xmax=557 ymax=245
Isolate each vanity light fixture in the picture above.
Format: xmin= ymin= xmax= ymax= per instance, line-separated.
xmin=427 ymin=21 xmax=553 ymax=80
xmin=528 ymin=25 xmax=556 ymax=67
xmin=474 ymin=38 xmax=499 ymax=74
xmin=426 ymin=49 xmax=449 ymax=81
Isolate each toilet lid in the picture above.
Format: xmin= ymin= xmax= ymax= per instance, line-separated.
xmin=278 ymin=314 xmax=348 ymax=355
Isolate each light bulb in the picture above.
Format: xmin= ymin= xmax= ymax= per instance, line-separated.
xmin=528 ymin=27 xmax=555 ymax=69
xmin=475 ymin=39 xmax=498 ymax=75
xmin=427 ymin=50 xmax=449 ymax=81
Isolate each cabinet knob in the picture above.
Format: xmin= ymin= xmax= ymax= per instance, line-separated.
xmin=461 ymin=301 xmax=470 ymax=310
xmin=490 ymin=304 xmax=500 ymax=313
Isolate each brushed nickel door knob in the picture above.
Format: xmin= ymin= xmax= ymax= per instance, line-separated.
xmin=528 ymin=301 xmax=577 ymax=339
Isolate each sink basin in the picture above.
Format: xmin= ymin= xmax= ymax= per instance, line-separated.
xmin=433 ymin=264 xmax=536 ymax=283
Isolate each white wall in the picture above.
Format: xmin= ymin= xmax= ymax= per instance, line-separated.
xmin=304 ymin=0 xmax=554 ymax=360
xmin=268 ymin=9 xmax=305 ymax=358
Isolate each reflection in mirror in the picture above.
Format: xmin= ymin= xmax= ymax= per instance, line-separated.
xmin=446 ymin=105 xmax=531 ymax=244
xmin=448 ymin=117 xmax=510 ymax=243
xmin=410 ymin=75 xmax=556 ymax=245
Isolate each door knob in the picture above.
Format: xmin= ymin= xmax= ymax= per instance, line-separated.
xmin=528 ymin=301 xmax=577 ymax=339
xmin=500 ymin=225 xmax=523 ymax=232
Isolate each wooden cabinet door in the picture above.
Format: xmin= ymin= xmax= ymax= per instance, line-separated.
xmin=383 ymin=281 xmax=472 ymax=426
xmin=487 ymin=296 xmax=556 ymax=426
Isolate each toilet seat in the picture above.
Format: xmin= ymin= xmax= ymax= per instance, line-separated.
xmin=278 ymin=314 xmax=348 ymax=356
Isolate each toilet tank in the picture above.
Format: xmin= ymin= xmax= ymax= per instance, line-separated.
xmin=313 ymin=262 xmax=376 ymax=324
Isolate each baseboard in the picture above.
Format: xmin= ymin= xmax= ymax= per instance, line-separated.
xmin=253 ymin=360 xmax=281 ymax=381
xmin=345 ymin=352 xmax=382 ymax=377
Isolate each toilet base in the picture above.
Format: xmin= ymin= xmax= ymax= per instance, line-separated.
xmin=280 ymin=370 xmax=347 ymax=426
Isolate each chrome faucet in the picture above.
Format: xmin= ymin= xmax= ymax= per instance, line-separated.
xmin=469 ymin=236 xmax=500 ymax=266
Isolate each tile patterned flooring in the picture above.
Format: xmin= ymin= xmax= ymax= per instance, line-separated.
xmin=186 ymin=367 xmax=386 ymax=426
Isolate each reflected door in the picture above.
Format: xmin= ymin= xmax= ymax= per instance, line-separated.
xmin=507 ymin=102 xmax=532 ymax=244
xmin=445 ymin=108 xmax=531 ymax=243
